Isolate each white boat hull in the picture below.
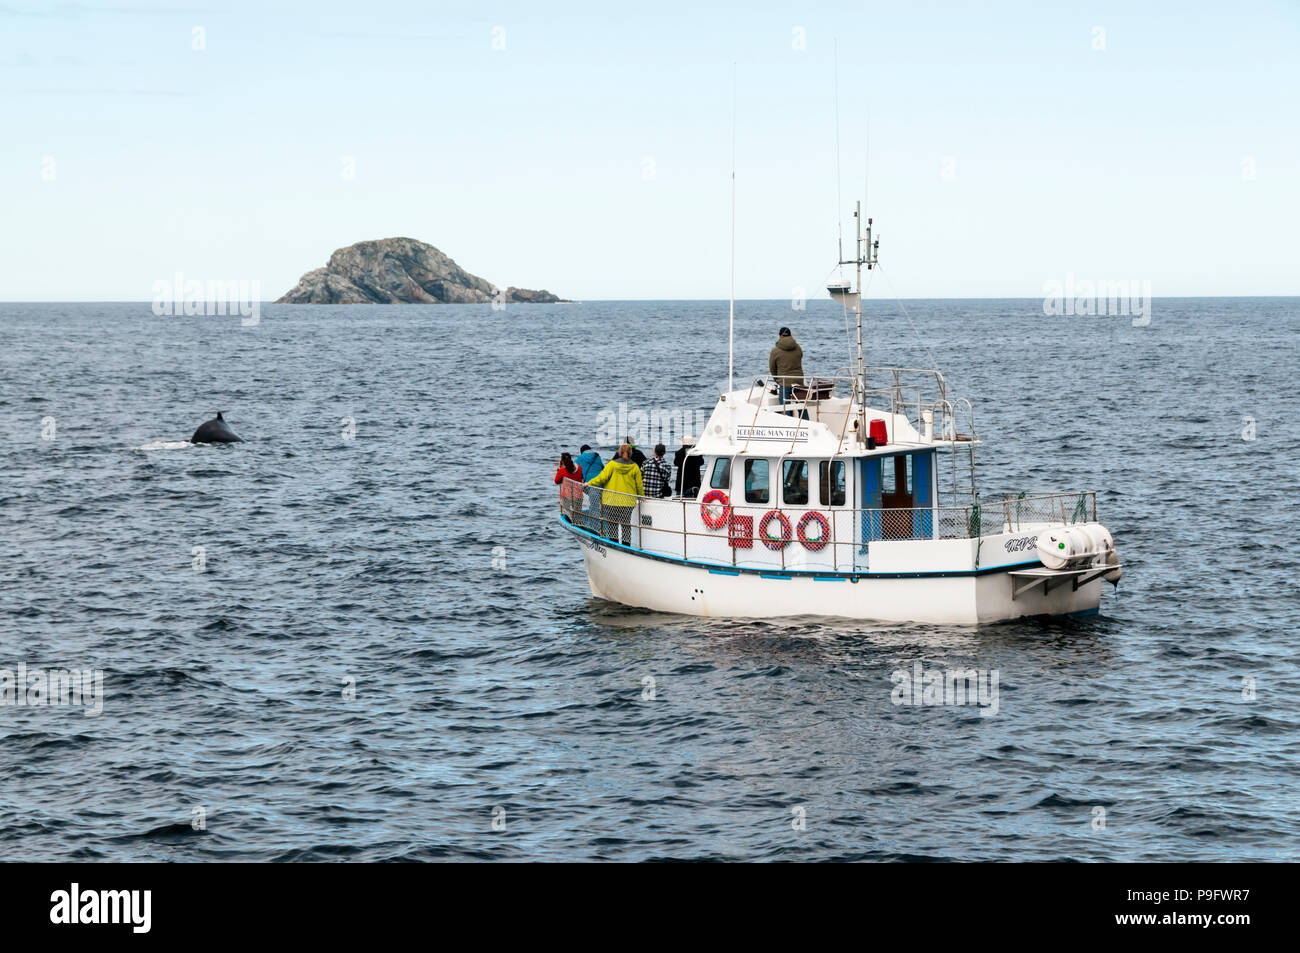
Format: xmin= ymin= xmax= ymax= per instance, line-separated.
xmin=567 ymin=521 xmax=1103 ymax=624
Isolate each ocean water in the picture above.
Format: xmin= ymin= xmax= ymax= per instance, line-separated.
xmin=1 ymin=297 xmax=1297 ymax=861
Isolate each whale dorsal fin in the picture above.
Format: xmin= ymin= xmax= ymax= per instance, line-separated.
xmin=216 ymin=411 xmax=224 ymax=420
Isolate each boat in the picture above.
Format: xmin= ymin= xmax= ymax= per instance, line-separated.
xmin=558 ymin=202 xmax=1123 ymax=624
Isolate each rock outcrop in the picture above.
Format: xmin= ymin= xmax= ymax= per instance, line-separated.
xmin=275 ymin=237 xmax=564 ymax=304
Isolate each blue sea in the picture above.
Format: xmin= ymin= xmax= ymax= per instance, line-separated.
xmin=1 ymin=297 xmax=1297 ymax=861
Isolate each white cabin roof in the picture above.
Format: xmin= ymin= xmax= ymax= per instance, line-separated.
xmin=692 ymin=382 xmax=975 ymax=459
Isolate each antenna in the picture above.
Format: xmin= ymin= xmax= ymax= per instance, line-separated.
xmin=828 ymin=201 xmax=879 ymax=382
xmin=834 ymin=40 xmax=843 ymax=264
xmin=728 ymin=62 xmax=736 ymax=395
xmin=864 ymin=102 xmax=870 ymax=220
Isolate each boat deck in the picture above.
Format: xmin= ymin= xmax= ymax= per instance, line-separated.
xmin=563 ymin=480 xmax=1097 ymax=576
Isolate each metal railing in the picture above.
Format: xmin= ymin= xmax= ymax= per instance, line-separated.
xmin=749 ymin=365 xmax=976 ymax=446
xmin=970 ymin=490 xmax=1097 ymax=533
xmin=859 ymin=365 xmax=977 ymax=443
xmin=560 ymin=479 xmax=1096 ymax=572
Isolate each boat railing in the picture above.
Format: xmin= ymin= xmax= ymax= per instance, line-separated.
xmin=756 ymin=366 xmax=975 ymax=443
xmin=559 ymin=479 xmax=1096 ymax=571
xmin=860 ymin=365 xmax=976 ymax=442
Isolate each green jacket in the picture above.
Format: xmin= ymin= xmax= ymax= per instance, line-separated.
xmin=588 ymin=459 xmax=644 ymax=508
xmin=769 ymin=335 xmax=804 ymax=385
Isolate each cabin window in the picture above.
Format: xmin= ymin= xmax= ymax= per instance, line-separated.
xmin=879 ymin=457 xmax=895 ymax=495
xmin=782 ymin=460 xmax=809 ymax=506
xmin=710 ymin=457 xmax=731 ymax=490
xmin=877 ymin=455 xmax=912 ymax=495
xmin=819 ymin=460 xmax=846 ymax=506
xmin=744 ymin=459 xmax=770 ymax=504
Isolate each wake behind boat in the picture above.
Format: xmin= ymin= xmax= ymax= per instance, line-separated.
xmin=559 ymin=203 xmax=1123 ymax=624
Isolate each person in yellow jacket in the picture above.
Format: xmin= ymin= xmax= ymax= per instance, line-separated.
xmin=587 ymin=443 xmax=644 ymax=545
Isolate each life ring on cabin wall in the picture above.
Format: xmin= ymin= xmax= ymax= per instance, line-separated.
xmin=758 ymin=510 xmax=792 ymax=551
xmin=797 ymin=511 xmax=831 ymax=551
xmin=700 ymin=490 xmax=731 ymax=530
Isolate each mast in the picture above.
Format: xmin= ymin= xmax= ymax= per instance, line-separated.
xmin=829 ymin=201 xmax=879 ymax=389
xmin=854 ymin=203 xmax=863 ymax=377
xmin=727 ymin=64 xmax=736 ymax=395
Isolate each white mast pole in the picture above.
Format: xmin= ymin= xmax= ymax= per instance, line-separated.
xmin=728 ymin=63 xmax=736 ymax=396
xmin=856 ymin=201 xmax=863 ymax=379
xmin=834 ymin=41 xmax=843 ymax=266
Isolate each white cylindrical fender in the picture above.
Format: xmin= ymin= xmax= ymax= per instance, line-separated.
xmin=1077 ymin=523 xmax=1113 ymax=560
xmin=1036 ymin=522 xmax=1116 ymax=571
xmin=1036 ymin=528 xmax=1080 ymax=569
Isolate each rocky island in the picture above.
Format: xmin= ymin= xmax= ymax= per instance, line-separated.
xmin=275 ymin=237 xmax=565 ymax=304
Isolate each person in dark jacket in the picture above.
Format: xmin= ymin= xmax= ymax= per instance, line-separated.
xmin=769 ymin=327 xmax=806 ymax=418
xmin=769 ymin=327 xmax=804 ymax=402
xmin=674 ymin=434 xmax=704 ymax=497
xmin=624 ymin=436 xmax=647 ymax=467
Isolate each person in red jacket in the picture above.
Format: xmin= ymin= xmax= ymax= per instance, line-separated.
xmin=554 ymin=452 xmax=586 ymax=524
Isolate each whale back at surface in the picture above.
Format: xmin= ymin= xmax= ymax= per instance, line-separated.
xmin=191 ymin=416 xmax=243 ymax=444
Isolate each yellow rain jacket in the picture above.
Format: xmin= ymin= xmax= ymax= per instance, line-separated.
xmin=587 ymin=459 xmax=644 ymax=509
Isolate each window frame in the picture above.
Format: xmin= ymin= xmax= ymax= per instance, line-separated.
xmin=879 ymin=456 xmax=896 ymax=495
xmin=819 ymin=459 xmax=846 ymax=507
xmin=782 ymin=459 xmax=810 ymax=507
xmin=743 ymin=458 xmax=771 ymax=505
xmin=710 ymin=456 xmax=732 ymax=491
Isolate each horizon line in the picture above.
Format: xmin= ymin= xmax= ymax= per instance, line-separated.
xmin=3 ymin=294 xmax=1299 ymax=305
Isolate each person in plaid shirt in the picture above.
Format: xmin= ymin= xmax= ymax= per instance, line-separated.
xmin=641 ymin=443 xmax=672 ymax=498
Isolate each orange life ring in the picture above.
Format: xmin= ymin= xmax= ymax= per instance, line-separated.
xmin=700 ymin=489 xmax=730 ymax=530
xmin=797 ymin=511 xmax=831 ymax=551
xmin=758 ymin=510 xmax=792 ymax=551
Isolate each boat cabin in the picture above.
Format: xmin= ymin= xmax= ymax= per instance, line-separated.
xmin=583 ymin=370 xmax=973 ymax=574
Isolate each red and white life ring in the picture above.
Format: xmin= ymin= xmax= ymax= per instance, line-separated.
xmin=700 ymin=490 xmax=731 ymax=530
xmin=797 ymin=511 xmax=831 ymax=551
xmin=758 ymin=510 xmax=792 ymax=551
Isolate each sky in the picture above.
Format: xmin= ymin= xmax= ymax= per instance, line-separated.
xmin=1 ymin=0 xmax=1297 ymax=301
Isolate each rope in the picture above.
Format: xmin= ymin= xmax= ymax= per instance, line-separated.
xmin=1071 ymin=492 xmax=1088 ymax=524
xmin=873 ymin=263 xmax=941 ymax=376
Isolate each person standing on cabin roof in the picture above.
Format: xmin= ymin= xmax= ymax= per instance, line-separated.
xmin=641 ymin=443 xmax=671 ymax=499
xmin=769 ymin=327 xmax=804 ymax=408
xmin=587 ymin=443 xmax=644 ymax=545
